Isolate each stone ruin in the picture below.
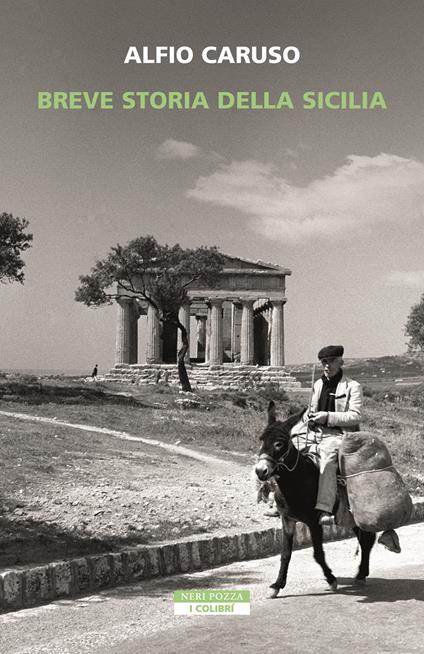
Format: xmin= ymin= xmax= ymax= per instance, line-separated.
xmin=106 ymin=255 xmax=300 ymax=390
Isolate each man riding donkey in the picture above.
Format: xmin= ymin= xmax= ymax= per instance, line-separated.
xmin=308 ymin=344 xmax=360 ymax=526
xmin=263 ymin=344 xmax=358 ymax=521
xmin=261 ymin=344 xmax=409 ymax=551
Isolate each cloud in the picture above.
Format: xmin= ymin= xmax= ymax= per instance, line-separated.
xmin=387 ymin=271 xmax=424 ymax=287
xmin=156 ymin=139 xmax=202 ymax=160
xmin=282 ymin=143 xmax=310 ymax=158
xmin=187 ymin=153 xmax=424 ymax=242
xmin=283 ymin=148 xmax=298 ymax=158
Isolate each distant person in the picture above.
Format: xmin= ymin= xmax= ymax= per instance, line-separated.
xmin=91 ymin=364 xmax=98 ymax=381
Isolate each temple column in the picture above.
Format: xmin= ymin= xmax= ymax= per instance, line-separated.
xmin=146 ymin=303 xmax=161 ymax=363
xmin=266 ymin=307 xmax=272 ymax=365
xmin=205 ymin=304 xmax=212 ymax=363
xmin=129 ymin=301 xmax=139 ymax=364
xmin=196 ymin=315 xmax=207 ymax=359
xmin=231 ymin=302 xmax=242 ymax=362
xmin=240 ymin=299 xmax=255 ymax=365
xmin=177 ymin=303 xmax=191 ymax=363
xmin=209 ymin=298 xmax=224 ymax=365
xmin=270 ymin=300 xmax=285 ymax=366
xmin=115 ymin=297 xmax=132 ymax=364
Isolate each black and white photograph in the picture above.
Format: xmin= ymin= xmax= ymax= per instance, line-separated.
xmin=1 ymin=1 xmax=424 ymax=651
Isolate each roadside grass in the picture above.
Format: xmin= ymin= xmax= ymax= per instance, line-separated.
xmin=1 ymin=377 xmax=423 ymax=485
xmin=0 ymin=379 xmax=286 ymax=457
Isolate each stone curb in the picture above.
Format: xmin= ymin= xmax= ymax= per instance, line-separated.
xmin=1 ymin=499 xmax=423 ymax=614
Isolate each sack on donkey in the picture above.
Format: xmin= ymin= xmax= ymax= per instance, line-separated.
xmin=339 ymin=432 xmax=413 ymax=532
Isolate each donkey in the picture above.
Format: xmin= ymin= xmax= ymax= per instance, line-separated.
xmin=255 ymin=401 xmax=376 ymax=598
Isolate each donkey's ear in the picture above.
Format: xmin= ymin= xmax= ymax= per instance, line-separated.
xmin=283 ymin=408 xmax=307 ymax=432
xmin=268 ymin=400 xmax=277 ymax=424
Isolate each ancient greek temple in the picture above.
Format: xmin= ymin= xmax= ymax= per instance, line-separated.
xmin=114 ymin=255 xmax=289 ymax=364
xmin=109 ymin=256 xmax=298 ymax=388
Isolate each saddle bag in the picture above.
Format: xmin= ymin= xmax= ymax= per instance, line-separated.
xmin=339 ymin=432 xmax=413 ymax=532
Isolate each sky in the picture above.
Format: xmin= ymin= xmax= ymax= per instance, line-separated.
xmin=1 ymin=0 xmax=424 ymax=372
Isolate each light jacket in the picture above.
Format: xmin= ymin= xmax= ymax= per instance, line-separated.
xmin=310 ymin=374 xmax=362 ymax=431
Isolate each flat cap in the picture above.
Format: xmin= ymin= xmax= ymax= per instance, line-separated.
xmin=318 ymin=345 xmax=344 ymax=360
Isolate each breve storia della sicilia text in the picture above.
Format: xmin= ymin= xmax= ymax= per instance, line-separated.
xmin=37 ymin=90 xmax=387 ymax=110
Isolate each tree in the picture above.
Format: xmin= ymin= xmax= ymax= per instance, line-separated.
xmin=75 ymin=236 xmax=225 ymax=391
xmin=0 ymin=213 xmax=33 ymax=284
xmin=405 ymin=293 xmax=424 ymax=354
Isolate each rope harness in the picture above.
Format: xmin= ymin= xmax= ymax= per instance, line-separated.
xmin=304 ymin=363 xmax=316 ymax=450
xmin=258 ymin=441 xmax=300 ymax=473
xmin=338 ymin=464 xmax=395 ymax=480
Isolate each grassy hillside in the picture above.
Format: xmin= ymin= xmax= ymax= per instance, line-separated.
xmin=288 ymin=354 xmax=424 ymax=387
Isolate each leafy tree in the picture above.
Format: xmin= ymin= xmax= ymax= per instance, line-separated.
xmin=405 ymin=293 xmax=424 ymax=354
xmin=0 ymin=213 xmax=33 ymax=284
xmin=75 ymin=236 xmax=224 ymax=391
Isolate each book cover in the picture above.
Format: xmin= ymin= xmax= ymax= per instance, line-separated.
xmin=1 ymin=1 xmax=423 ymax=651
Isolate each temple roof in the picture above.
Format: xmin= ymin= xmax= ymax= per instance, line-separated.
xmin=221 ymin=254 xmax=291 ymax=275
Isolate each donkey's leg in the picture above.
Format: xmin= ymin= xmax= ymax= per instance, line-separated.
xmin=309 ymin=523 xmax=338 ymax=591
xmin=268 ymin=518 xmax=296 ymax=598
xmin=353 ymin=526 xmax=376 ymax=585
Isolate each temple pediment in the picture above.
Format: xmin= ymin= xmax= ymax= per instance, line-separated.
xmin=186 ymin=254 xmax=290 ymax=297
xmin=220 ymin=254 xmax=291 ymax=275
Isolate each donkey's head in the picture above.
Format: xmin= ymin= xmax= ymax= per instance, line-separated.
xmin=255 ymin=401 xmax=305 ymax=481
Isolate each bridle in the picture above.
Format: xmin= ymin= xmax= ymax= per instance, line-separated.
xmin=258 ymin=439 xmax=300 ymax=473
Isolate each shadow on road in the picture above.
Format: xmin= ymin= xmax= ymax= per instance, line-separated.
xmin=108 ymin=569 xmax=264 ymax=601
xmin=276 ymin=575 xmax=424 ymax=604
xmin=338 ymin=576 xmax=424 ymax=603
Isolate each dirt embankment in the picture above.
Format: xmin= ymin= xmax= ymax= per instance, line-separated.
xmin=0 ymin=407 xmax=270 ymax=568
